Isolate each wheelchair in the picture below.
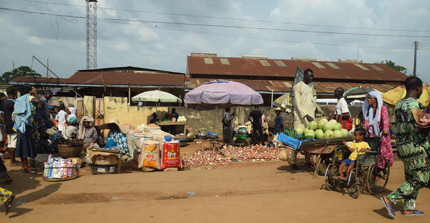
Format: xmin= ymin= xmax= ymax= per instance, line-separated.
xmin=323 ymin=137 xmax=390 ymax=199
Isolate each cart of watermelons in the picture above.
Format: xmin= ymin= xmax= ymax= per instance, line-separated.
xmin=280 ymin=118 xmax=354 ymax=177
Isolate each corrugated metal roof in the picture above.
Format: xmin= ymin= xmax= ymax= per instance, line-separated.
xmin=184 ymin=78 xmax=394 ymax=94
xmin=67 ymin=71 xmax=184 ymax=87
xmin=187 ymin=55 xmax=407 ymax=82
xmin=11 ymin=70 xmax=185 ymax=88
xmin=10 ymin=77 xmax=68 ymax=86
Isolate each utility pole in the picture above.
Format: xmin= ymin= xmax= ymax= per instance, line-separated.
xmin=413 ymin=41 xmax=418 ymax=77
xmin=86 ymin=0 xmax=98 ymax=69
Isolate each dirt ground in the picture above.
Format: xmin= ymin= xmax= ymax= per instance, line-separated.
xmin=0 ymin=140 xmax=429 ymax=223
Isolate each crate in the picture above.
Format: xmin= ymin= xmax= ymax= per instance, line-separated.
xmin=91 ymin=164 xmax=118 ymax=175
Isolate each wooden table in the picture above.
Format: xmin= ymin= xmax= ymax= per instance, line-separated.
xmin=157 ymin=122 xmax=187 ymax=135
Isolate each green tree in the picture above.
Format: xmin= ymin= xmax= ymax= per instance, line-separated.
xmin=378 ymin=60 xmax=407 ymax=74
xmin=1 ymin=66 xmax=41 ymax=83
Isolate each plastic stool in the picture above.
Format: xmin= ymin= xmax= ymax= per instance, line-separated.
xmin=195 ymin=140 xmax=203 ymax=151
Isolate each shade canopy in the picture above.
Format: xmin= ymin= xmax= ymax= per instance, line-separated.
xmin=273 ymin=93 xmax=290 ymax=106
xmin=132 ymin=90 xmax=182 ymax=103
xmin=382 ymin=83 xmax=430 ymax=107
xmin=343 ymin=87 xmax=375 ymax=99
xmin=184 ymin=80 xmax=263 ymax=108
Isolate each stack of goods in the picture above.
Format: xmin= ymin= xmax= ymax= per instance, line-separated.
xmin=138 ymin=140 xmax=161 ymax=170
xmin=412 ymin=108 xmax=430 ymax=127
xmin=161 ymin=140 xmax=182 ymax=170
xmin=177 ymin=116 xmax=187 ymax=122
xmin=287 ymin=118 xmax=350 ymax=140
xmin=43 ymin=154 xmax=79 ymax=179
xmin=182 ymin=145 xmax=282 ymax=169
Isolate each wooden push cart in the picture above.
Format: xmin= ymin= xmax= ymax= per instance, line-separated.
xmin=285 ymin=136 xmax=353 ymax=178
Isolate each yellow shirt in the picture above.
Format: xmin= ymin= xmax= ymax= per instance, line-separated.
xmin=348 ymin=141 xmax=371 ymax=161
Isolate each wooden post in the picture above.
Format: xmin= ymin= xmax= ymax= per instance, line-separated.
xmin=271 ymin=91 xmax=274 ymax=108
xmin=128 ymin=85 xmax=131 ymax=106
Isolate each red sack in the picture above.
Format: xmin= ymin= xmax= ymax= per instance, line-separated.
xmin=161 ymin=141 xmax=182 ymax=170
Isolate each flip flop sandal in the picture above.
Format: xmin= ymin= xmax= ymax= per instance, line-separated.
xmin=380 ymin=197 xmax=396 ymax=219
xmin=402 ymin=210 xmax=426 ymax=216
xmin=4 ymin=193 xmax=15 ymax=215
xmin=28 ymin=168 xmax=36 ymax=174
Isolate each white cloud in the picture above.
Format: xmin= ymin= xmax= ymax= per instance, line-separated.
xmin=134 ymin=24 xmax=159 ymax=42
xmin=155 ymin=43 xmax=165 ymax=50
xmin=270 ymin=8 xmax=281 ymax=17
xmin=28 ymin=36 xmax=43 ymax=45
xmin=111 ymin=42 xmax=130 ymax=52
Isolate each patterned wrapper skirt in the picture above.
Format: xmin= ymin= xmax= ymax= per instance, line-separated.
xmin=15 ymin=127 xmax=36 ymax=159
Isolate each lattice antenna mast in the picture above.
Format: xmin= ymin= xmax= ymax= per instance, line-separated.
xmin=86 ymin=0 xmax=97 ymax=69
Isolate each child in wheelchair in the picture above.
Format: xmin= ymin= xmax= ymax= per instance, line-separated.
xmin=335 ymin=128 xmax=370 ymax=180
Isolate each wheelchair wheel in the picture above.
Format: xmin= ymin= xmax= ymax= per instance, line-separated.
xmin=366 ymin=158 xmax=390 ymax=194
xmin=325 ymin=164 xmax=338 ymax=191
xmin=348 ymin=168 xmax=360 ymax=198
xmin=349 ymin=183 xmax=360 ymax=199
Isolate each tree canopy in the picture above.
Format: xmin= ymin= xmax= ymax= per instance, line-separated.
xmin=1 ymin=66 xmax=41 ymax=83
xmin=378 ymin=60 xmax=407 ymax=74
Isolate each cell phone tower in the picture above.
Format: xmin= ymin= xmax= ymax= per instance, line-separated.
xmin=86 ymin=0 xmax=97 ymax=69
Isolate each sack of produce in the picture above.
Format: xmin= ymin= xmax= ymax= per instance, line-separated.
xmin=161 ymin=140 xmax=182 ymax=170
xmin=138 ymin=140 xmax=161 ymax=170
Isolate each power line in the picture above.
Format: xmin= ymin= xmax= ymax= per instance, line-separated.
xmin=117 ymin=21 xmax=411 ymax=50
xmin=5 ymin=0 xmax=430 ymax=33
xmin=1 ymin=6 xmax=430 ymax=38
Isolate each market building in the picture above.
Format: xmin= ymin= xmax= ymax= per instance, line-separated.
xmin=185 ymin=53 xmax=408 ymax=105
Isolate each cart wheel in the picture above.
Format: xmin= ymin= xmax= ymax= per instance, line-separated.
xmin=349 ymin=183 xmax=360 ymax=199
xmin=367 ymin=158 xmax=390 ymax=194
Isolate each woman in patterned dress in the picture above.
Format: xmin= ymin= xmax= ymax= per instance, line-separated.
xmin=363 ymin=91 xmax=394 ymax=170
xmin=381 ymin=76 xmax=428 ymax=218
xmin=13 ymin=87 xmax=38 ymax=174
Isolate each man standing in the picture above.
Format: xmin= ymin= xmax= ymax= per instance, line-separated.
xmin=68 ymin=103 xmax=77 ymax=116
xmin=291 ymin=68 xmax=316 ymax=171
xmin=0 ymin=93 xmax=6 ymax=155
xmin=381 ymin=76 xmax=429 ymax=218
xmin=3 ymin=87 xmax=17 ymax=165
xmin=273 ymin=107 xmax=284 ymax=135
xmin=248 ymin=106 xmax=264 ymax=145
xmin=39 ymin=90 xmax=54 ymax=127
xmin=222 ymin=108 xmax=235 ymax=144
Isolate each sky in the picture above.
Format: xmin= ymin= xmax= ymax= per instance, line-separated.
xmin=0 ymin=0 xmax=429 ymax=84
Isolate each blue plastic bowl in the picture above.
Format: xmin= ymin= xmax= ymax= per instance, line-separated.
xmin=164 ymin=135 xmax=172 ymax=142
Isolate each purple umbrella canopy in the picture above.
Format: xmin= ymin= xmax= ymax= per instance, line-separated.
xmin=184 ymin=81 xmax=264 ymax=109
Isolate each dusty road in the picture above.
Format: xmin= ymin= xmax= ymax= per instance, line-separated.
xmin=0 ymin=156 xmax=429 ymax=222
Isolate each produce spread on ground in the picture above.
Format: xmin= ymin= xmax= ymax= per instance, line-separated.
xmin=183 ymin=145 xmax=283 ymax=169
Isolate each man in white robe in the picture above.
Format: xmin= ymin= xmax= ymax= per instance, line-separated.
xmin=291 ymin=69 xmax=316 ymax=171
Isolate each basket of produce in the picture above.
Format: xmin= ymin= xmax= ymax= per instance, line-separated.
xmin=279 ymin=118 xmax=353 ymax=149
xmin=43 ymin=155 xmax=80 ymax=181
xmin=57 ymin=139 xmax=84 ymax=158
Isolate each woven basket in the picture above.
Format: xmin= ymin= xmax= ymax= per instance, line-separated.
xmin=57 ymin=144 xmax=83 ymax=158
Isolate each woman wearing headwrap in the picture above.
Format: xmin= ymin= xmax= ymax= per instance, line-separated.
xmin=78 ymin=115 xmax=98 ymax=147
xmin=362 ymin=91 xmax=393 ymax=170
xmin=62 ymin=116 xmax=78 ymax=140
xmin=13 ymin=87 xmax=38 ymax=174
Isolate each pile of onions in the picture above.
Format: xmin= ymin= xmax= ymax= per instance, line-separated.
xmin=183 ymin=145 xmax=282 ymax=169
